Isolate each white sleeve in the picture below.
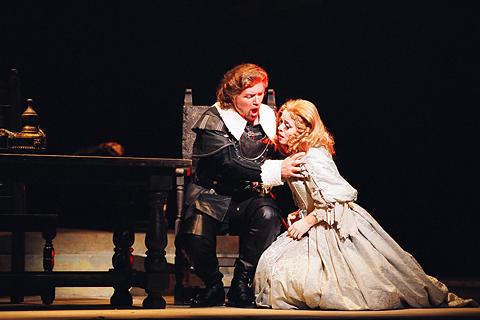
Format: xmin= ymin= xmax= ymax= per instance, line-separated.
xmin=305 ymin=148 xmax=357 ymax=203
xmin=260 ymin=159 xmax=284 ymax=187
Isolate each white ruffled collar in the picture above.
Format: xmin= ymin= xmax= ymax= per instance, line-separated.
xmin=214 ymin=102 xmax=276 ymax=141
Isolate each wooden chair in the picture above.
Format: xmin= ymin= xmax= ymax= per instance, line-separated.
xmin=173 ymin=88 xmax=276 ymax=304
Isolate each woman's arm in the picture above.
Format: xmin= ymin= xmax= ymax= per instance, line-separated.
xmin=287 ymin=209 xmax=322 ymax=240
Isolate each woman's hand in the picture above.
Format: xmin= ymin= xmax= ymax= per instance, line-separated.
xmin=287 ymin=213 xmax=316 ymax=240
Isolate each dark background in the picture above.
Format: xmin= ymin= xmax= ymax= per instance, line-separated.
xmin=1 ymin=1 xmax=479 ymax=277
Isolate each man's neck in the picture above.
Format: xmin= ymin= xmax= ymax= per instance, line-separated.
xmin=238 ymin=112 xmax=258 ymax=126
xmin=249 ymin=116 xmax=259 ymax=126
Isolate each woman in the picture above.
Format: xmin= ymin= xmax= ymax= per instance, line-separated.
xmin=254 ymin=99 xmax=477 ymax=310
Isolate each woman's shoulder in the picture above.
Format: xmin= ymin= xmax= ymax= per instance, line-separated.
xmin=305 ymin=147 xmax=336 ymax=172
xmin=306 ymin=147 xmax=332 ymax=161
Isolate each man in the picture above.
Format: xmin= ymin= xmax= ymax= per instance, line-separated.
xmin=176 ymin=63 xmax=305 ymax=308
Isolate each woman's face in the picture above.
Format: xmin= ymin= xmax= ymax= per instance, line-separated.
xmin=233 ymin=82 xmax=266 ymax=122
xmin=277 ymin=110 xmax=297 ymax=146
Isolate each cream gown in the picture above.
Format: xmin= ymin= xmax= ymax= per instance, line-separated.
xmin=254 ymin=147 xmax=477 ymax=310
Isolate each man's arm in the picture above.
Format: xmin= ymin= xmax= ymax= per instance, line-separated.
xmin=261 ymin=153 xmax=307 ymax=187
xmin=193 ymin=129 xmax=263 ymax=183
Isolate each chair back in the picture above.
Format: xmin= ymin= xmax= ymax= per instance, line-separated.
xmin=181 ymin=89 xmax=210 ymax=160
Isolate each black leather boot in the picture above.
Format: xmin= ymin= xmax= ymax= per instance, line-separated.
xmin=226 ymin=202 xmax=282 ymax=308
xmin=226 ymin=261 xmax=255 ymax=308
xmin=190 ymin=281 xmax=225 ymax=307
xmin=177 ymin=230 xmax=225 ymax=307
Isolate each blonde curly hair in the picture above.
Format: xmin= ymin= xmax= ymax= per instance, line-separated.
xmin=277 ymin=99 xmax=335 ymax=156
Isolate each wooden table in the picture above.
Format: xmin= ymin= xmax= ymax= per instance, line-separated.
xmin=0 ymin=153 xmax=191 ymax=308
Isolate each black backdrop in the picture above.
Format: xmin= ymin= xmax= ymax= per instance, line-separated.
xmin=1 ymin=1 xmax=479 ymax=277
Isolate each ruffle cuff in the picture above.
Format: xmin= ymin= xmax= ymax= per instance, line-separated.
xmin=260 ymin=160 xmax=284 ymax=187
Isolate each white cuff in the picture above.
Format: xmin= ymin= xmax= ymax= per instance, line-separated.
xmin=261 ymin=160 xmax=284 ymax=187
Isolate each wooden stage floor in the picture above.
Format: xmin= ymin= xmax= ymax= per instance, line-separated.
xmin=1 ymin=296 xmax=479 ymax=320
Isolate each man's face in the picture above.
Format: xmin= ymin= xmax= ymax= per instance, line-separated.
xmin=233 ymin=82 xmax=266 ymax=122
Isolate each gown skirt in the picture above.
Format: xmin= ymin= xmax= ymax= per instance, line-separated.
xmin=254 ymin=202 xmax=477 ymax=310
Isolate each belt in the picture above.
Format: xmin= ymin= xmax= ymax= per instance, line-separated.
xmin=195 ymin=177 xmax=270 ymax=197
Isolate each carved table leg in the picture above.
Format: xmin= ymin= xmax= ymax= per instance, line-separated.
xmin=174 ymin=168 xmax=188 ymax=304
xmin=11 ymin=181 xmax=26 ymax=304
xmin=110 ymin=220 xmax=134 ymax=307
xmin=142 ymin=190 xmax=169 ymax=309
xmin=41 ymin=226 xmax=56 ymax=305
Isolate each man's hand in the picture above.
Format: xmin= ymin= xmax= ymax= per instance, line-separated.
xmin=281 ymin=152 xmax=306 ymax=179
